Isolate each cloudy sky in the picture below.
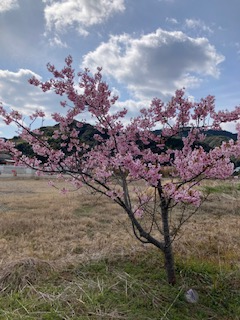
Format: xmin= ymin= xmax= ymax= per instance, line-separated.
xmin=1 ymin=0 xmax=240 ymax=137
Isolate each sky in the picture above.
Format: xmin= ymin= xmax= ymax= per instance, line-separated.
xmin=1 ymin=0 xmax=240 ymax=138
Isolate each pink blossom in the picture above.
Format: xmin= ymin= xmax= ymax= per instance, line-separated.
xmin=60 ymin=188 xmax=68 ymax=195
xmin=1 ymin=56 xmax=240 ymax=218
xmin=134 ymin=208 xmax=144 ymax=219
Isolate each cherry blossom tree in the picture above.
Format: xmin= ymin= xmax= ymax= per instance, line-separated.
xmin=1 ymin=56 xmax=240 ymax=285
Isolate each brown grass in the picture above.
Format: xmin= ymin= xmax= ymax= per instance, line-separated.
xmin=0 ymin=178 xmax=141 ymax=268
xmin=0 ymin=177 xmax=239 ymax=273
xmin=0 ymin=257 xmax=54 ymax=293
xmin=173 ymin=180 xmax=240 ymax=267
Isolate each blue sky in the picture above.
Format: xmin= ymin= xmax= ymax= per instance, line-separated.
xmin=0 ymin=0 xmax=240 ymax=137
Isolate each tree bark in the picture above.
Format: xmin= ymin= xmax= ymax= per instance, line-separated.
xmin=122 ymin=180 xmax=176 ymax=285
xmin=158 ymin=185 xmax=176 ymax=285
xmin=161 ymin=205 xmax=176 ymax=285
xmin=163 ymin=239 xmax=176 ymax=285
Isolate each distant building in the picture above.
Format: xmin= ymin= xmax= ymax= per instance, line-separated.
xmin=233 ymin=167 xmax=240 ymax=175
xmin=0 ymin=152 xmax=14 ymax=165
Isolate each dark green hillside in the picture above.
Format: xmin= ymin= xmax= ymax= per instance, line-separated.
xmin=6 ymin=125 xmax=239 ymax=166
xmin=9 ymin=122 xmax=101 ymax=160
xmin=205 ymin=129 xmax=237 ymax=140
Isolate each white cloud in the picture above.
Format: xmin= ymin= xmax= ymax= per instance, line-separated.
xmin=185 ymin=19 xmax=213 ymax=34
xmin=0 ymin=69 xmax=61 ymax=117
xmin=77 ymin=27 xmax=89 ymax=37
xmin=48 ymin=35 xmax=68 ymax=48
xmin=115 ymin=98 xmax=149 ymax=117
xmin=111 ymin=87 xmax=121 ymax=99
xmin=221 ymin=121 xmax=238 ymax=133
xmin=96 ymin=98 xmax=152 ymax=127
xmin=235 ymin=42 xmax=240 ymax=55
xmin=44 ymin=0 xmax=125 ymax=34
xmin=0 ymin=0 xmax=19 ymax=13
xmin=0 ymin=68 xmax=135 ymax=128
xmin=82 ymin=29 xmax=224 ymax=100
xmin=166 ymin=17 xmax=178 ymax=24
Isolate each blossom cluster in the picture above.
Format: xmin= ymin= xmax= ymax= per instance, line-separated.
xmin=1 ymin=55 xmax=240 ymax=215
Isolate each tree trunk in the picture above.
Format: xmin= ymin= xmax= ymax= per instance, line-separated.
xmin=158 ymin=185 xmax=176 ymax=285
xmin=163 ymin=240 xmax=176 ymax=285
xmin=122 ymin=181 xmax=177 ymax=285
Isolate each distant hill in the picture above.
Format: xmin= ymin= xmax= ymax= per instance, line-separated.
xmin=205 ymin=129 xmax=237 ymax=139
xmin=9 ymin=122 xmax=101 ymax=158
xmin=4 ymin=124 xmax=239 ymax=166
xmin=153 ymin=128 xmax=237 ymax=149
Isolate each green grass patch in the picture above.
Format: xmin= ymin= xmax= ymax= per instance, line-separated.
xmin=0 ymin=251 xmax=239 ymax=319
xmin=203 ymin=183 xmax=240 ymax=194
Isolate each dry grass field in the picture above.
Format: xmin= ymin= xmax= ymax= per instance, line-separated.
xmin=0 ymin=177 xmax=136 ymax=268
xmin=0 ymin=177 xmax=239 ymax=270
xmin=0 ymin=177 xmax=239 ymax=319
